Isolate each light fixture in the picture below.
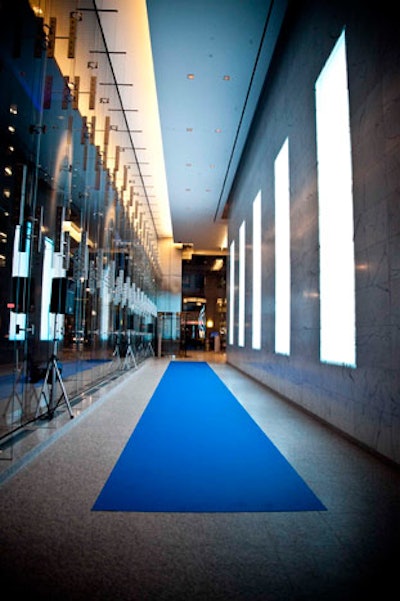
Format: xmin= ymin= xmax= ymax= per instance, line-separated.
xmin=70 ymin=10 xmax=83 ymax=21
xmin=31 ymin=5 xmax=44 ymax=17
xmin=99 ymin=82 xmax=133 ymax=87
xmin=223 ymin=75 xmax=230 ymax=80
xmin=211 ymin=258 xmax=224 ymax=271
xmin=187 ymin=74 xmax=195 ymax=79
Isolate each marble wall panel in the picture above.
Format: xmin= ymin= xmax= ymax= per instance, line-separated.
xmin=227 ymin=0 xmax=400 ymax=465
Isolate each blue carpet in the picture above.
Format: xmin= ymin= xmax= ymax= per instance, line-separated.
xmin=92 ymin=362 xmax=326 ymax=512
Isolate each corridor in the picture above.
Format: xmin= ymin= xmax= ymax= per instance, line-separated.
xmin=1 ymin=354 xmax=399 ymax=600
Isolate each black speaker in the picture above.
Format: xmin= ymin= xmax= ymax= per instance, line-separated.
xmin=50 ymin=277 xmax=76 ymax=315
xmin=51 ymin=277 xmax=67 ymax=314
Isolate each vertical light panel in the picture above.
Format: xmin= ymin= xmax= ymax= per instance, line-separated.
xmin=229 ymin=240 xmax=235 ymax=345
xmin=252 ymin=191 xmax=262 ymax=349
xmin=315 ymin=30 xmax=356 ymax=367
xmin=238 ymin=221 xmax=246 ymax=347
xmin=274 ymin=138 xmax=291 ymax=355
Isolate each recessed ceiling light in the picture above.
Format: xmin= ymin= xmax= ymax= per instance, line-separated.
xmin=187 ymin=74 xmax=195 ymax=80
xmin=223 ymin=75 xmax=230 ymax=80
xmin=215 ymin=128 xmax=222 ymax=133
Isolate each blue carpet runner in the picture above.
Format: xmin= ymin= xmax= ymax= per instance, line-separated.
xmin=92 ymin=361 xmax=326 ymax=512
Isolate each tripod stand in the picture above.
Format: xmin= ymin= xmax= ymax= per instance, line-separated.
xmin=3 ymin=346 xmax=25 ymax=422
xmin=123 ymin=331 xmax=137 ymax=370
xmin=35 ymin=337 xmax=74 ymax=421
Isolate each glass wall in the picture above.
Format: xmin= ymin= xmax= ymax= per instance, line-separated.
xmin=0 ymin=1 xmax=159 ymax=440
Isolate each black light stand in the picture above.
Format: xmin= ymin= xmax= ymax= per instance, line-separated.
xmin=3 ymin=344 xmax=25 ymax=423
xmin=112 ymin=331 xmax=122 ymax=368
xmin=36 ymin=316 xmax=73 ymax=420
xmin=123 ymin=330 xmax=137 ymax=370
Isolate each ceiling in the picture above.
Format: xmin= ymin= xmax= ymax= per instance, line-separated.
xmin=96 ymin=0 xmax=288 ymax=253
xmin=29 ymin=0 xmax=287 ymax=255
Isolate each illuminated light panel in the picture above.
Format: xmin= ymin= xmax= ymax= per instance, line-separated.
xmin=274 ymin=138 xmax=291 ymax=356
xmin=315 ymin=30 xmax=356 ymax=367
xmin=252 ymin=191 xmax=262 ymax=350
xmin=238 ymin=221 xmax=246 ymax=347
xmin=229 ymin=240 xmax=235 ymax=345
xmin=220 ymin=231 xmax=228 ymax=250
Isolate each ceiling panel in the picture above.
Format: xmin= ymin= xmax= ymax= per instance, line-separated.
xmin=146 ymin=0 xmax=288 ymax=251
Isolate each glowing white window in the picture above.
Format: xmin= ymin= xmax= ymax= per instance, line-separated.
xmin=274 ymin=138 xmax=291 ymax=355
xmin=229 ymin=240 xmax=235 ymax=345
xmin=252 ymin=191 xmax=262 ymax=349
xmin=315 ymin=29 xmax=356 ymax=367
xmin=238 ymin=221 xmax=246 ymax=347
